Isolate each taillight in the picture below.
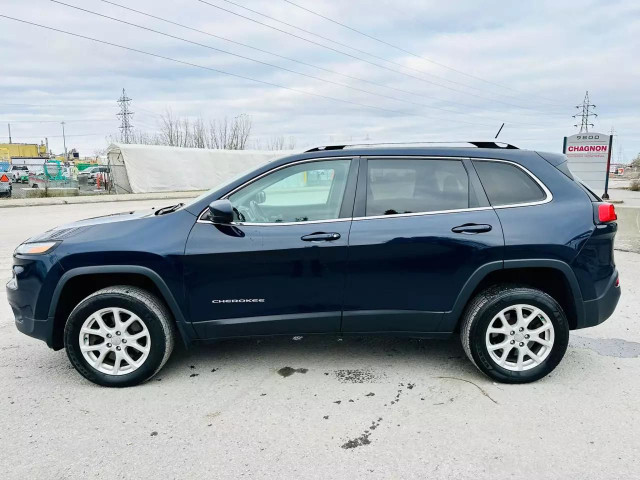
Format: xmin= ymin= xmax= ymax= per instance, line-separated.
xmin=0 ymin=174 xmax=9 ymax=182
xmin=598 ymin=203 xmax=617 ymax=223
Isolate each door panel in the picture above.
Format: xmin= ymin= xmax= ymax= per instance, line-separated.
xmin=343 ymin=156 xmax=503 ymax=334
xmin=343 ymin=210 xmax=503 ymax=333
xmin=183 ymin=157 xmax=357 ymax=339
xmin=184 ymin=221 xmax=351 ymax=338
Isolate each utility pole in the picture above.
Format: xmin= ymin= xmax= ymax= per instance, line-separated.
xmin=7 ymin=123 xmax=11 ymax=143
xmin=61 ymin=121 xmax=67 ymax=160
xmin=573 ymin=91 xmax=597 ymax=133
xmin=117 ymin=88 xmax=134 ymax=143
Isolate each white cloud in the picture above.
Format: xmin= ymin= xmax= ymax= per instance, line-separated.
xmin=0 ymin=0 xmax=638 ymax=160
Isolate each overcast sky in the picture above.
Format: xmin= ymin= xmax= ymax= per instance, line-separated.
xmin=1 ymin=0 xmax=639 ymax=160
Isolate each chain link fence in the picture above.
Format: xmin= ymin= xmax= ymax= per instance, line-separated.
xmin=0 ymin=161 xmax=129 ymax=200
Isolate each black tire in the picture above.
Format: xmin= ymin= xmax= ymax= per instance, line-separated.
xmin=460 ymin=285 xmax=569 ymax=384
xmin=64 ymin=286 xmax=176 ymax=387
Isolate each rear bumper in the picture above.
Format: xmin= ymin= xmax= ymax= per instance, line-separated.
xmin=579 ymin=270 xmax=620 ymax=329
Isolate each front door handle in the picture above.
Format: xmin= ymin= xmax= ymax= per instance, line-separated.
xmin=451 ymin=223 xmax=492 ymax=234
xmin=301 ymin=232 xmax=341 ymax=242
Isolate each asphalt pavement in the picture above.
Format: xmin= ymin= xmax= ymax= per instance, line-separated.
xmin=0 ymin=199 xmax=639 ymax=479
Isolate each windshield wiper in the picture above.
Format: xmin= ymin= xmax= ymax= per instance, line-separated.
xmin=155 ymin=203 xmax=184 ymax=215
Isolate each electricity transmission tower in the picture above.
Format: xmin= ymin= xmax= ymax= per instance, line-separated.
xmin=573 ymin=91 xmax=597 ymax=133
xmin=117 ymin=88 xmax=134 ymax=143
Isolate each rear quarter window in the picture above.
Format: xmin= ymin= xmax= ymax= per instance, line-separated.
xmin=473 ymin=160 xmax=547 ymax=206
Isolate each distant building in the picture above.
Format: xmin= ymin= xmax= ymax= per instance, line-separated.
xmin=0 ymin=142 xmax=47 ymax=159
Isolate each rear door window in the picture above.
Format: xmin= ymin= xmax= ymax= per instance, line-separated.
xmin=473 ymin=160 xmax=546 ymax=206
xmin=366 ymin=159 xmax=470 ymax=216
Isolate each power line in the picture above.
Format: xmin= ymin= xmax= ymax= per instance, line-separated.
xmin=117 ymin=88 xmax=134 ymax=143
xmin=0 ymin=14 xmax=492 ymax=130
xmin=282 ymin=0 xmax=566 ymax=107
xmin=55 ymin=1 xmax=551 ymax=128
xmin=96 ymin=0 xmax=555 ymax=120
xmin=573 ymin=91 xmax=597 ymax=133
xmin=0 ymin=118 xmax=114 ymax=123
xmin=0 ymin=133 xmax=107 ymax=139
xmin=220 ymin=0 xmax=565 ymax=109
xmin=196 ymin=0 xmax=565 ymax=115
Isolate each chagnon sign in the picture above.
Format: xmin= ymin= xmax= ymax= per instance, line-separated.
xmin=566 ymin=145 xmax=609 ymax=152
xmin=563 ymin=132 xmax=613 ymax=196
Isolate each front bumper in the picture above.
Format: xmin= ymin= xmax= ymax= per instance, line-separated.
xmin=6 ymin=255 xmax=62 ymax=349
xmin=11 ymin=308 xmax=56 ymax=348
xmin=580 ymin=270 xmax=621 ymax=329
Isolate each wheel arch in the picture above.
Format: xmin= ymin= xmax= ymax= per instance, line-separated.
xmin=441 ymin=259 xmax=585 ymax=332
xmin=48 ymin=266 xmax=195 ymax=350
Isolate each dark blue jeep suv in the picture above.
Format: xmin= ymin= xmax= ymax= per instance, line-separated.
xmin=7 ymin=142 xmax=621 ymax=387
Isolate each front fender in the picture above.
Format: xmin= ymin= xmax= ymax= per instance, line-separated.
xmin=48 ymin=265 xmax=197 ymax=345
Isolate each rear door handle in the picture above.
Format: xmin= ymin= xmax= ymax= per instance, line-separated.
xmin=301 ymin=232 xmax=341 ymax=242
xmin=451 ymin=223 xmax=492 ymax=234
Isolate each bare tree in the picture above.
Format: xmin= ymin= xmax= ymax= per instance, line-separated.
xmin=253 ymin=135 xmax=296 ymax=150
xmin=268 ymin=136 xmax=285 ymax=150
xmin=110 ymin=112 xmax=253 ymax=150
xmin=210 ymin=115 xmax=252 ymax=149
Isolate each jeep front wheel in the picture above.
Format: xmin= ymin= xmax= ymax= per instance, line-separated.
xmin=460 ymin=285 xmax=569 ymax=383
xmin=64 ymin=286 xmax=175 ymax=387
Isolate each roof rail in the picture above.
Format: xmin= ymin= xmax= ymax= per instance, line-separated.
xmin=304 ymin=141 xmax=519 ymax=152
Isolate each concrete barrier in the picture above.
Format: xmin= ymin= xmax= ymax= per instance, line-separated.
xmin=0 ymin=190 xmax=203 ymax=208
xmin=615 ymin=206 xmax=640 ymax=253
xmin=23 ymin=187 xmax=79 ymax=198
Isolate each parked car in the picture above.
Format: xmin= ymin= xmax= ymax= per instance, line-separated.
xmin=7 ymin=142 xmax=621 ymax=387
xmin=78 ymin=165 xmax=109 ymax=184
xmin=0 ymin=172 xmax=11 ymax=197
xmin=8 ymin=165 xmax=30 ymax=183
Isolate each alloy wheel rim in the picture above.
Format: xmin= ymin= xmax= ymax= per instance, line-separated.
xmin=78 ymin=307 xmax=151 ymax=376
xmin=485 ymin=304 xmax=554 ymax=372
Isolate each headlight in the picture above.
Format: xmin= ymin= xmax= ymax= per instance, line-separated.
xmin=15 ymin=241 xmax=59 ymax=255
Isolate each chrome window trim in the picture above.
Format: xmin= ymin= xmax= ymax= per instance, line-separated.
xmin=196 ymin=155 xmax=552 ymax=225
xmin=351 ymin=206 xmax=494 ymax=222
xmin=198 ymin=217 xmax=353 ymax=226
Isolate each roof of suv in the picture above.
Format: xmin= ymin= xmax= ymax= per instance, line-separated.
xmin=304 ymin=141 xmax=519 ymax=152
xmin=280 ymin=142 xmax=548 ymax=164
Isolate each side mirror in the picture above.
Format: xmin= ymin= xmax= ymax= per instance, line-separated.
xmin=208 ymin=199 xmax=234 ymax=224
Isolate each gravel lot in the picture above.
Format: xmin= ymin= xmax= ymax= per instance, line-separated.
xmin=1 ymin=200 xmax=639 ymax=479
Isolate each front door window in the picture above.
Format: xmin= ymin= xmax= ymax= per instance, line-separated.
xmin=227 ymin=159 xmax=351 ymax=223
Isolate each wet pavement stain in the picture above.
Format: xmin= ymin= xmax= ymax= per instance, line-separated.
xmin=277 ymin=367 xmax=309 ymax=377
xmin=341 ymin=418 xmax=383 ymax=449
xmin=570 ymin=336 xmax=640 ymax=358
xmin=333 ymin=369 xmax=378 ymax=383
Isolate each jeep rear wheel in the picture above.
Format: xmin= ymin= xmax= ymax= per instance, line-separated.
xmin=460 ymin=285 xmax=569 ymax=383
xmin=64 ymin=286 xmax=175 ymax=387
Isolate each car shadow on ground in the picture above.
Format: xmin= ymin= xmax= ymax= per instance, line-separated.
xmin=159 ymin=334 xmax=474 ymax=380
